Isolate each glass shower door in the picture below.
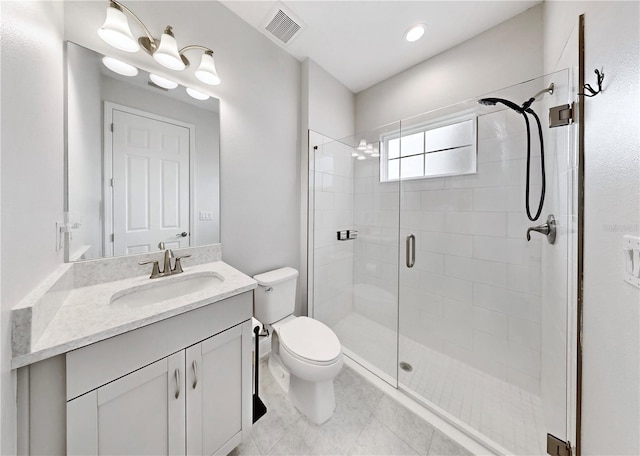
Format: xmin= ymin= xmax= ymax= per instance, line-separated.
xmin=396 ymin=70 xmax=575 ymax=455
xmin=311 ymin=122 xmax=401 ymax=386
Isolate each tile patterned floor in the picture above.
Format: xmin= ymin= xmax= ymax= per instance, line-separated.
xmin=231 ymin=358 xmax=473 ymax=456
xmin=332 ymin=313 xmax=546 ymax=455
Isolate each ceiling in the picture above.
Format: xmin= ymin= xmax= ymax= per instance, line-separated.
xmin=221 ymin=0 xmax=541 ymax=93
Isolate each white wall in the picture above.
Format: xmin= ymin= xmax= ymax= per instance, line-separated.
xmin=543 ymin=2 xmax=640 ymax=454
xmin=355 ymin=5 xmax=543 ymax=133
xmin=304 ymin=59 xmax=355 ymax=141
xmin=0 ymin=2 xmax=65 ymax=454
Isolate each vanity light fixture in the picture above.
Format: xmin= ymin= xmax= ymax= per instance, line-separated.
xmin=186 ymin=87 xmax=210 ymax=101
xmin=102 ymin=56 xmax=138 ymax=76
xmin=405 ymin=24 xmax=426 ymax=42
xmin=149 ymin=73 xmax=178 ymax=89
xmin=98 ymin=0 xmax=221 ymax=85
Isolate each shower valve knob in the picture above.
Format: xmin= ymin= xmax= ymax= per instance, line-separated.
xmin=526 ymin=214 xmax=556 ymax=244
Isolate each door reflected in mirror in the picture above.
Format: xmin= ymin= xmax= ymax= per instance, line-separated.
xmin=66 ymin=41 xmax=220 ymax=261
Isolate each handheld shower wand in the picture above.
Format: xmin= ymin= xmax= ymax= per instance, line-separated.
xmin=477 ymin=83 xmax=553 ymax=222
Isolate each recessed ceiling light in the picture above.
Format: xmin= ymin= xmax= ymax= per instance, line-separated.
xmin=102 ymin=56 xmax=138 ymax=77
xmin=149 ymin=73 xmax=178 ymax=89
xmin=405 ymin=24 xmax=426 ymax=42
xmin=186 ymin=87 xmax=210 ymax=100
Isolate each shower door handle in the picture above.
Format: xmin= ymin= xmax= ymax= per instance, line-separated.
xmin=406 ymin=234 xmax=416 ymax=268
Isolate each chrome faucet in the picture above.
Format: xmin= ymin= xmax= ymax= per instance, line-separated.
xmin=526 ymin=214 xmax=557 ymax=244
xmin=139 ymin=249 xmax=192 ymax=279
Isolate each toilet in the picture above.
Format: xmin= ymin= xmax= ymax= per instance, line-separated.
xmin=253 ymin=267 xmax=343 ymax=424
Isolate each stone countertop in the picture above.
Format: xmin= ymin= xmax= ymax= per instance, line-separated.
xmin=11 ymin=261 xmax=256 ymax=369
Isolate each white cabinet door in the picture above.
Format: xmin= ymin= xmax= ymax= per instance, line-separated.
xmin=186 ymin=322 xmax=252 ymax=456
xmin=68 ymin=351 xmax=186 ymax=456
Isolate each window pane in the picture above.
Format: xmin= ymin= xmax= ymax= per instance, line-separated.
xmin=425 ymin=119 xmax=475 ymax=152
xmin=425 ymin=146 xmax=476 ymax=177
xmin=388 ymin=158 xmax=400 ymax=180
xmin=388 ymin=138 xmax=400 ymax=159
xmin=400 ymin=155 xmax=424 ymax=178
xmin=400 ymin=132 xmax=424 ymax=157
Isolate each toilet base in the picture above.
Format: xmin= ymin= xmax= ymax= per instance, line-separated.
xmin=268 ymin=354 xmax=336 ymax=425
xmin=268 ymin=353 xmax=290 ymax=393
xmin=289 ymin=375 xmax=336 ymax=425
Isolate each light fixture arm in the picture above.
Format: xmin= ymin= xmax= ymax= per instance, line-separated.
xmin=179 ymin=45 xmax=214 ymax=55
xmin=110 ymin=0 xmax=157 ymax=51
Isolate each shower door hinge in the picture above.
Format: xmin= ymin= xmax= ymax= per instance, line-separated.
xmin=549 ymin=103 xmax=574 ymax=128
xmin=547 ymin=434 xmax=572 ymax=456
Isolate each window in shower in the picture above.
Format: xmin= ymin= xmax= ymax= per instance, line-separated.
xmin=382 ymin=116 xmax=477 ymax=181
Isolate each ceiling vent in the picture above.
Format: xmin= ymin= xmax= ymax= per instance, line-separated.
xmin=263 ymin=3 xmax=304 ymax=45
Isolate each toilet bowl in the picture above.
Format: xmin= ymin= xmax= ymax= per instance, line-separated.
xmin=253 ymin=268 xmax=343 ymax=424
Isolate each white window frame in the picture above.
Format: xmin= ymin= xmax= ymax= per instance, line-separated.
xmin=380 ymin=113 xmax=478 ymax=183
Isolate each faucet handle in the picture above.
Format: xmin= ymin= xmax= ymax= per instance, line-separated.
xmin=172 ymin=254 xmax=191 ymax=273
xmin=526 ymin=214 xmax=557 ymax=244
xmin=139 ymin=260 xmax=162 ymax=279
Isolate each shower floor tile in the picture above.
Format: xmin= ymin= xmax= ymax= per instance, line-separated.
xmin=332 ymin=312 xmax=547 ymax=456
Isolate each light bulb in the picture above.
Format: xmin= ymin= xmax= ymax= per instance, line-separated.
xmin=102 ymin=56 xmax=138 ymax=76
xmin=186 ymin=87 xmax=210 ymax=100
xmin=405 ymin=24 xmax=426 ymax=42
xmin=149 ymin=73 xmax=178 ymax=89
xmin=195 ymin=51 xmax=221 ymax=86
xmin=153 ymin=27 xmax=186 ymax=71
xmin=98 ymin=3 xmax=140 ymax=52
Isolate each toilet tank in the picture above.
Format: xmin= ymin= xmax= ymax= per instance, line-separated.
xmin=253 ymin=267 xmax=299 ymax=324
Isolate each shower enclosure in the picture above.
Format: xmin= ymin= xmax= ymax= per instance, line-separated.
xmin=309 ymin=70 xmax=577 ymax=455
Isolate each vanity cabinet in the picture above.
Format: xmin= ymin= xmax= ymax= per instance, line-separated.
xmin=66 ymin=292 xmax=253 ymax=456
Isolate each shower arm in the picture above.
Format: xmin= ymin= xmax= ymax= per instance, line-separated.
xmin=521 ymin=83 xmax=555 ymax=110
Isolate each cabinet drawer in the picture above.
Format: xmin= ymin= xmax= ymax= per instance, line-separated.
xmin=66 ymin=292 xmax=252 ymax=400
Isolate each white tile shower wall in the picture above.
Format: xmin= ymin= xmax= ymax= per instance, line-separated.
xmin=353 ymin=158 xmax=399 ymax=334
xmin=398 ymin=110 xmax=545 ymax=394
xmin=312 ymin=136 xmax=355 ymax=327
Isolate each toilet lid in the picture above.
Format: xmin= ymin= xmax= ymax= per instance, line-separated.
xmin=279 ymin=317 xmax=341 ymax=363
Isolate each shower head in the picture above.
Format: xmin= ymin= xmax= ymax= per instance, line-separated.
xmin=478 ymin=83 xmax=554 ymax=113
xmin=477 ymin=97 xmax=523 ymax=113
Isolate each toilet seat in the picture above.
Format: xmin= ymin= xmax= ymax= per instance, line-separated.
xmin=278 ymin=317 xmax=341 ymax=366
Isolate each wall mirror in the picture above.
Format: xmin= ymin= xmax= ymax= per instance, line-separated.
xmin=65 ymin=41 xmax=220 ymax=261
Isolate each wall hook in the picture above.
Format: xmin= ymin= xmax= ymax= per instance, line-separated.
xmin=579 ymin=69 xmax=604 ymax=97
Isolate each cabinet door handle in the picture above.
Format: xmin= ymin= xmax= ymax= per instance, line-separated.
xmin=192 ymin=360 xmax=198 ymax=389
xmin=174 ymin=368 xmax=180 ymax=399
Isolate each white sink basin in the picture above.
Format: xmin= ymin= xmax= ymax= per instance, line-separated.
xmin=111 ymin=272 xmax=224 ymax=308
